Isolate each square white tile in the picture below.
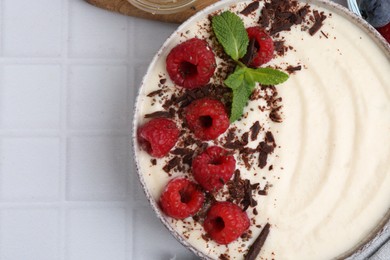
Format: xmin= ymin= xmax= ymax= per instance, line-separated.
xmin=133 ymin=19 xmax=177 ymax=59
xmin=68 ymin=65 xmax=129 ymax=130
xmin=67 ymin=136 xmax=129 ymax=201
xmin=68 ymin=0 xmax=128 ymax=58
xmin=0 ymin=65 xmax=61 ymax=129
xmin=133 ymin=207 xmax=196 ymax=260
xmin=0 ymin=137 xmax=61 ymax=201
xmin=133 ymin=63 xmax=149 ymax=89
xmin=0 ymin=208 xmax=60 ymax=260
xmin=66 ymin=208 xmax=127 ymax=260
xmin=2 ymin=0 xmax=62 ymax=57
xmin=133 ymin=182 xmax=149 ymax=204
xmin=130 ymin=63 xmax=147 ymax=124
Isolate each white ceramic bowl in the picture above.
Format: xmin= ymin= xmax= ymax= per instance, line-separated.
xmin=132 ymin=0 xmax=390 ymax=259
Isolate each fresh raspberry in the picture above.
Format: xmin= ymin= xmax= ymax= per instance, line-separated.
xmin=377 ymin=22 xmax=390 ymax=43
xmin=203 ymin=201 xmax=250 ymax=244
xmin=137 ymin=118 xmax=180 ymax=158
xmin=185 ymin=98 xmax=229 ymax=140
xmin=166 ymin=38 xmax=216 ymax=89
xmin=192 ymin=146 xmax=236 ymax=192
xmin=159 ymin=178 xmax=205 ymax=219
xmin=245 ymin=27 xmax=274 ymax=67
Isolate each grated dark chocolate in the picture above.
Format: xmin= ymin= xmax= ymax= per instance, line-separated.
xmin=309 ymin=10 xmax=327 ymax=35
xmin=144 ymin=110 xmax=173 ymax=119
xmin=250 ymin=121 xmax=261 ymax=141
xmin=240 ymin=1 xmax=260 ymax=16
xmin=245 ymin=223 xmax=271 ymax=260
xmin=286 ymin=65 xmax=302 ymax=74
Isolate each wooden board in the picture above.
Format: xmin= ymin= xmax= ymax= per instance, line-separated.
xmin=85 ymin=0 xmax=219 ymax=23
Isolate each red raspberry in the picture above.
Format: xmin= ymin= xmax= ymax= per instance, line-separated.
xmin=245 ymin=27 xmax=274 ymax=67
xmin=159 ymin=178 xmax=205 ymax=219
xmin=137 ymin=118 xmax=179 ymax=158
xmin=377 ymin=22 xmax=390 ymax=43
xmin=185 ymin=98 xmax=229 ymax=140
xmin=166 ymin=38 xmax=216 ymax=89
xmin=203 ymin=201 xmax=250 ymax=244
xmin=192 ymin=146 xmax=236 ymax=192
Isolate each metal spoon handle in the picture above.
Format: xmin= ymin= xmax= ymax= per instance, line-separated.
xmin=347 ymin=0 xmax=362 ymax=16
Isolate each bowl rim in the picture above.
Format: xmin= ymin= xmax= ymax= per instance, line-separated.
xmin=131 ymin=0 xmax=390 ymax=259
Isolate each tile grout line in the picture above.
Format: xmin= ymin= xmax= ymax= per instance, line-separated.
xmin=60 ymin=0 xmax=70 ymax=259
xmin=0 ymin=200 xmax=131 ymax=208
xmin=0 ymin=0 xmax=4 ymax=227
xmin=0 ymin=58 xmax=4 ymax=260
xmin=0 ymin=129 xmax=132 ymax=137
xmin=0 ymin=129 xmax=2 ymax=260
xmin=127 ymin=17 xmax=135 ymax=260
xmin=0 ymin=0 xmax=3 ymax=57
xmin=0 ymin=57 xmax=131 ymax=65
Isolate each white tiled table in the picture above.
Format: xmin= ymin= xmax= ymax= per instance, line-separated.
xmin=0 ymin=0 xmax=387 ymax=259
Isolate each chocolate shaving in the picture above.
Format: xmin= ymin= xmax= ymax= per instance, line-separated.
xmin=270 ymin=21 xmax=294 ymax=35
xmin=219 ymin=254 xmax=230 ymax=260
xmin=224 ymin=129 xmax=251 ymax=150
xmin=241 ymin=132 xmax=249 ymax=146
xmin=227 ymin=171 xmax=258 ymax=210
xmin=321 ymin=30 xmax=328 ymax=38
xmin=170 ymin=147 xmax=194 ymax=167
xmin=162 ymin=156 xmax=181 ymax=173
xmin=296 ymin=5 xmax=310 ymax=24
xmin=159 ymin=78 xmax=167 ymax=84
xmin=224 ymin=140 xmax=243 ymax=150
xmin=188 ymin=85 xmax=231 ymax=106
xmin=171 ymin=147 xmax=193 ymax=156
xmin=258 ymin=6 xmax=270 ymax=28
xmin=227 ymin=171 xmax=246 ymax=202
xmin=250 ymin=121 xmax=261 ymax=141
xmin=144 ymin=111 xmax=173 ymax=119
xmin=245 ymin=223 xmax=271 ymax=260
xmin=147 ymin=89 xmax=163 ymax=97
xmin=258 ymin=183 xmax=269 ymax=196
xmin=286 ymin=65 xmax=302 ymax=74
xmin=240 ymin=1 xmax=259 ymax=16
xmin=150 ymin=159 xmax=157 ymax=166
xmin=265 ymin=131 xmax=275 ymax=144
xmin=258 ymin=150 xmax=268 ymax=169
xmin=240 ymin=147 xmax=257 ymax=170
xmin=270 ymin=106 xmax=283 ymax=123
xmin=259 ymin=0 xmax=311 ymax=36
xmin=225 ymin=129 xmax=236 ymax=144
xmin=257 ymin=131 xmax=276 ymax=169
xmin=273 ymin=40 xmax=285 ymax=56
xmin=242 ymin=179 xmax=258 ymax=211
xmin=309 ymin=10 xmax=327 ymax=36
xmin=259 ymin=141 xmax=274 ymax=154
xmin=241 ymin=38 xmax=257 ymax=66
xmin=182 ymin=154 xmax=193 ymax=166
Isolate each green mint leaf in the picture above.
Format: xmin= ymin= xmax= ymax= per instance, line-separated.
xmin=230 ymin=86 xmax=252 ymax=122
xmin=246 ymin=67 xmax=289 ymax=85
xmin=225 ymin=67 xmax=289 ymax=122
xmin=225 ymin=68 xmax=255 ymax=122
xmin=212 ymin=11 xmax=289 ymax=122
xmin=212 ymin=11 xmax=249 ymax=61
xmin=224 ymin=67 xmax=247 ymax=90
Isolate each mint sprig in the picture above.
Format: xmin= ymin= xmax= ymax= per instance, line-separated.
xmin=212 ymin=11 xmax=249 ymax=61
xmin=224 ymin=68 xmax=254 ymax=122
xmin=212 ymin=11 xmax=289 ymax=122
xmin=225 ymin=67 xmax=288 ymax=122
